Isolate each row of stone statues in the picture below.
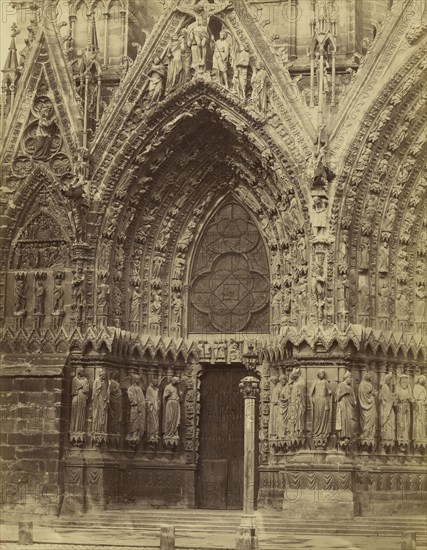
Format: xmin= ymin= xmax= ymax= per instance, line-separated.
xmin=70 ymin=369 xmax=182 ymax=448
xmin=269 ymin=369 xmax=427 ymax=452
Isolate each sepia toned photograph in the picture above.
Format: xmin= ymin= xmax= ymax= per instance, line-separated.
xmin=0 ymin=0 xmax=426 ymax=549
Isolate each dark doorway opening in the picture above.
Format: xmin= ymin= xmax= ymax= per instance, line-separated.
xmin=197 ymin=364 xmax=250 ymax=509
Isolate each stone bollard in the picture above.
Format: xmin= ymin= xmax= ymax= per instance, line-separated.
xmin=160 ymin=524 xmax=175 ymax=550
xmin=236 ymin=526 xmax=258 ymax=550
xmin=401 ymin=531 xmax=416 ymax=550
xmin=18 ymin=522 xmax=33 ymax=545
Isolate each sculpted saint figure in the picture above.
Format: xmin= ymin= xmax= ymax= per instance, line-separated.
xmin=287 ymin=368 xmax=306 ymax=444
xmin=212 ymin=30 xmax=231 ymax=88
xmin=70 ymin=368 xmax=89 ymax=444
xmin=146 ymin=379 xmax=160 ymax=443
xmin=396 ymin=374 xmax=413 ymax=450
xmin=145 ymin=56 xmax=166 ymax=106
xmin=34 ymin=280 xmax=46 ymax=315
xmin=251 ymin=64 xmax=268 ymax=114
xmin=92 ymin=368 xmax=110 ymax=444
xmin=335 ymin=371 xmax=356 ymax=448
xmin=108 ymin=372 xmax=122 ymax=437
xmin=309 ymin=369 xmax=331 ymax=448
xmin=379 ymin=373 xmax=395 ymax=449
xmin=126 ymin=374 xmax=146 ymax=446
xmin=358 ymin=372 xmax=378 ymax=448
xmin=234 ymin=46 xmax=250 ymax=99
xmin=277 ymin=374 xmax=290 ymax=439
xmin=163 ymin=377 xmax=181 ymax=445
xmin=166 ymin=34 xmax=184 ymax=93
xmin=413 ymin=375 xmax=427 ymax=448
xmin=32 ymin=103 xmax=55 ymax=160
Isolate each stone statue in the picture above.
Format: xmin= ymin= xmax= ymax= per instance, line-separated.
xmin=14 ymin=278 xmax=27 ymax=317
xmin=166 ymin=34 xmax=184 ymax=93
xmin=287 ymin=368 xmax=306 ymax=445
xmin=70 ymin=368 xmax=89 ymax=445
xmin=145 ymin=56 xmax=166 ymax=106
xmin=146 ymin=379 xmax=160 ymax=444
xmin=92 ymin=368 xmax=110 ymax=445
xmin=378 ymin=241 xmax=389 ymax=273
xmin=125 ymin=374 xmax=146 ymax=446
xmin=163 ymin=376 xmax=181 ymax=446
xmin=395 ymin=374 xmax=413 ymax=450
xmin=379 ymin=373 xmax=396 ymax=450
xmin=277 ymin=374 xmax=290 ymax=439
xmin=309 ymin=369 xmax=331 ymax=449
xmin=413 ymin=375 xmax=427 ymax=449
xmin=34 ymin=280 xmax=46 ymax=315
xmin=32 ymin=102 xmax=55 ymax=160
xmin=212 ymin=30 xmax=231 ymax=88
xmin=251 ymin=64 xmax=268 ymax=114
xmin=53 ymin=278 xmax=64 ymax=313
xmin=234 ymin=46 xmax=250 ymax=99
xmin=108 ymin=372 xmax=122 ymax=438
xmin=335 ymin=371 xmax=356 ymax=449
xmin=358 ymin=372 xmax=378 ymax=449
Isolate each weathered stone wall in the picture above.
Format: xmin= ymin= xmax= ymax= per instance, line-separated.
xmin=0 ymin=359 xmax=66 ymax=515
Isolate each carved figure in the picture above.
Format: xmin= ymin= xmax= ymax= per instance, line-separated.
xmin=146 ymin=379 xmax=160 ymax=443
xmin=130 ymin=286 xmax=141 ymax=325
xmin=171 ymin=294 xmax=183 ymax=336
xmin=309 ymin=369 xmax=331 ymax=449
xmin=97 ymin=280 xmax=110 ymax=317
xmin=378 ymin=241 xmax=389 ymax=273
xmin=379 ymin=373 xmax=395 ymax=450
xmin=70 ymin=368 xmax=89 ymax=444
xmin=234 ymin=46 xmax=250 ymax=99
xmin=163 ymin=377 xmax=181 ymax=445
xmin=179 ymin=28 xmax=192 ymax=82
xmin=413 ymin=375 xmax=427 ymax=448
xmin=212 ymin=30 xmax=231 ymax=88
xmin=92 ymin=368 xmax=110 ymax=444
xmin=166 ymin=34 xmax=184 ymax=93
xmin=287 ymin=368 xmax=306 ymax=444
xmin=34 ymin=280 xmax=46 ymax=315
xmin=126 ymin=374 xmax=146 ymax=446
xmin=396 ymin=374 xmax=413 ymax=450
xmin=14 ymin=279 xmax=27 ymax=317
xmin=53 ymin=278 xmax=64 ymax=312
xmin=335 ymin=371 xmax=356 ymax=448
xmin=32 ymin=102 xmax=56 ymax=160
xmin=358 ymin=372 xmax=378 ymax=448
xmin=145 ymin=56 xmax=166 ymax=106
xmin=415 ymin=286 xmax=426 ymax=322
xmin=251 ymin=64 xmax=268 ymax=114
xmin=277 ymin=374 xmax=290 ymax=439
xmin=108 ymin=372 xmax=122 ymax=437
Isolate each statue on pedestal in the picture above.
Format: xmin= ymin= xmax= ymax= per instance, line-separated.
xmin=309 ymin=369 xmax=331 ymax=449
xmin=92 ymin=368 xmax=110 ymax=445
xmin=146 ymin=379 xmax=160 ymax=444
xmin=335 ymin=371 xmax=356 ymax=450
xmin=108 ymin=372 xmax=122 ymax=441
xmin=379 ymin=373 xmax=396 ymax=451
xmin=396 ymin=374 xmax=413 ymax=451
xmin=126 ymin=374 xmax=146 ymax=447
xmin=413 ymin=375 xmax=427 ymax=450
xmin=163 ymin=377 xmax=181 ymax=447
xmin=358 ymin=372 xmax=378 ymax=450
xmin=70 ymin=368 xmax=89 ymax=445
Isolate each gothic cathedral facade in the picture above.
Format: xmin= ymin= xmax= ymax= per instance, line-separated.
xmin=0 ymin=0 xmax=426 ymax=517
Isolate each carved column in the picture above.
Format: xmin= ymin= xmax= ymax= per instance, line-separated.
xmin=103 ymin=12 xmax=109 ymax=66
xmin=237 ymin=376 xmax=260 ymax=550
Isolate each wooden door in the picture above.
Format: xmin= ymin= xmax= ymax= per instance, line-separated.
xmin=198 ymin=366 xmax=246 ymax=509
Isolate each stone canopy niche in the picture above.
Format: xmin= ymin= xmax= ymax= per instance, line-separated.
xmin=190 ymin=200 xmax=270 ymax=333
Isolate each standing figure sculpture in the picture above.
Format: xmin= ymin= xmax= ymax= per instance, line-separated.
xmin=395 ymin=374 xmax=413 ymax=451
xmin=287 ymin=368 xmax=306 ymax=447
xmin=413 ymin=375 xmax=427 ymax=449
xmin=145 ymin=56 xmax=166 ymax=107
xmin=335 ymin=371 xmax=356 ymax=450
xmin=234 ymin=46 xmax=250 ymax=99
xmin=166 ymin=34 xmax=184 ymax=93
xmin=163 ymin=377 xmax=181 ymax=447
xmin=146 ymin=379 xmax=160 ymax=444
xmin=268 ymin=375 xmax=281 ymax=438
xmin=309 ymin=369 xmax=331 ymax=449
xmin=92 ymin=368 xmax=110 ymax=445
xmin=70 ymin=368 xmax=89 ymax=445
xmin=277 ymin=374 xmax=290 ymax=441
xmin=358 ymin=372 xmax=378 ymax=450
xmin=212 ymin=30 xmax=231 ymax=88
xmin=379 ymin=373 xmax=396 ymax=451
xmin=251 ymin=64 xmax=268 ymax=114
xmin=126 ymin=374 xmax=146 ymax=447
xmin=108 ymin=372 xmax=122 ymax=441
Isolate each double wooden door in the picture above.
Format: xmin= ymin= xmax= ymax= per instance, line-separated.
xmin=198 ymin=365 xmax=247 ymax=509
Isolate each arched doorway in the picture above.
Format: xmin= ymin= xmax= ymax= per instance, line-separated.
xmin=190 ymin=199 xmax=269 ymax=508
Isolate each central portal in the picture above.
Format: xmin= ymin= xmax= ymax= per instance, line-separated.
xmin=197 ymin=365 xmax=247 ymax=509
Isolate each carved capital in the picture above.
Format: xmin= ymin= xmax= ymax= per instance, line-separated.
xmin=239 ymin=376 xmax=260 ymax=399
